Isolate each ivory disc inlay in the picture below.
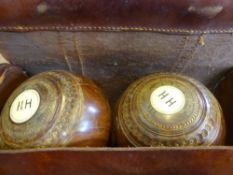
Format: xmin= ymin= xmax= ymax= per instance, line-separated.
xmin=10 ymin=89 xmax=40 ymax=124
xmin=150 ymin=85 xmax=185 ymax=115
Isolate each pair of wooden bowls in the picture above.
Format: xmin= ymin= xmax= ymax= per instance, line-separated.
xmin=0 ymin=64 xmax=227 ymax=149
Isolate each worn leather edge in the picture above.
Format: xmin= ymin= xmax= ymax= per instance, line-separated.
xmin=1 ymin=146 xmax=232 ymax=175
xmin=0 ymin=146 xmax=233 ymax=153
xmin=1 ymin=0 xmax=233 ymax=34
xmin=1 ymin=26 xmax=233 ymax=34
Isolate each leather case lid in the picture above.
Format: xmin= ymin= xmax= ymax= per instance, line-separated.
xmin=0 ymin=0 xmax=233 ymax=33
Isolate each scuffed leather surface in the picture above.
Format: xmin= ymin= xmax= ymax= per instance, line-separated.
xmin=0 ymin=0 xmax=233 ymax=33
xmin=0 ymin=32 xmax=232 ymax=107
xmin=0 ymin=147 xmax=233 ymax=175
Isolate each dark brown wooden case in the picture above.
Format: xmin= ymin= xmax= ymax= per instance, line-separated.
xmin=1 ymin=0 xmax=233 ymax=174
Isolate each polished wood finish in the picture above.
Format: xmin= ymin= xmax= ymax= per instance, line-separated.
xmin=0 ymin=63 xmax=27 ymax=111
xmin=0 ymin=70 xmax=111 ymax=148
xmin=115 ymin=73 xmax=225 ymax=146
